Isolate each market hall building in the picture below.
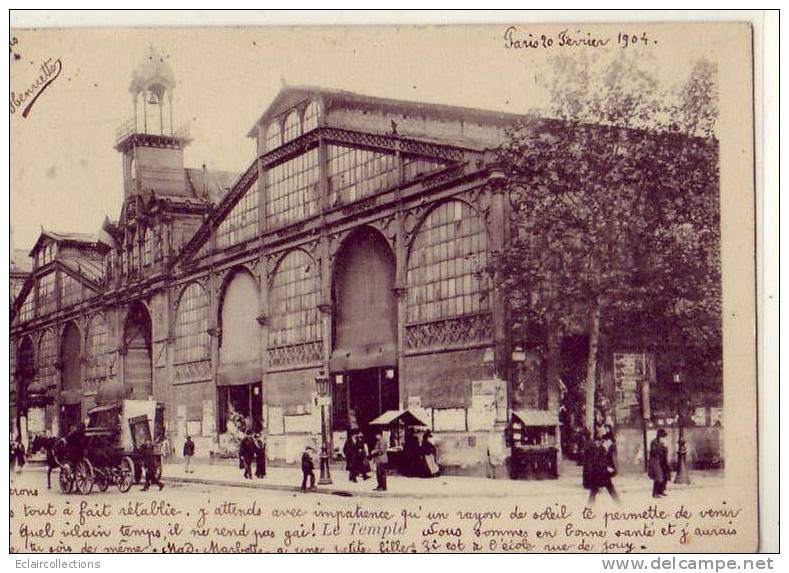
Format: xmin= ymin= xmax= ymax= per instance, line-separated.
xmin=13 ymin=56 xmax=721 ymax=476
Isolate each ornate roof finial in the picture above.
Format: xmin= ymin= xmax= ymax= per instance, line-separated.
xmin=130 ymin=46 xmax=175 ymax=95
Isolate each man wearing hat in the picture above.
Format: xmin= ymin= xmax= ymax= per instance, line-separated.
xmin=648 ymin=429 xmax=671 ymax=498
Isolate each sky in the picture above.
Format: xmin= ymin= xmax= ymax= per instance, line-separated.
xmin=9 ymin=23 xmax=723 ymax=255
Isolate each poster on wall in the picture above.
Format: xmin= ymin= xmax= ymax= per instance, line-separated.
xmin=613 ymin=353 xmax=654 ymax=425
xmin=27 ymin=407 xmax=46 ymax=434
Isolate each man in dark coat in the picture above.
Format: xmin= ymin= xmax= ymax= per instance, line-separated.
xmin=582 ymin=435 xmax=618 ymax=503
xmin=300 ymin=446 xmax=316 ymax=491
xmin=401 ymin=427 xmax=420 ymax=477
xmin=352 ymin=432 xmax=371 ymax=480
xmin=419 ymin=431 xmax=440 ymax=478
xmin=182 ymin=435 xmax=195 ymax=473
xmin=254 ymin=434 xmax=266 ymax=478
xmin=65 ymin=423 xmax=86 ymax=466
xmin=342 ymin=431 xmax=358 ymax=482
xmin=648 ymin=429 xmax=671 ymax=498
xmin=140 ymin=441 xmax=164 ymax=491
xmin=239 ymin=433 xmax=255 ymax=479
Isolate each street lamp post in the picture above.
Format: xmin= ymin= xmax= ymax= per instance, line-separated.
xmin=672 ymin=371 xmax=691 ymax=485
xmin=315 ymin=371 xmax=333 ymax=485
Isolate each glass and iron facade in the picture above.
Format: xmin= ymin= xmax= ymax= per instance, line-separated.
xmin=12 ymin=85 xmax=563 ymax=474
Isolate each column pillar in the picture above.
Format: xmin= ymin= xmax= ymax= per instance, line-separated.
xmin=487 ymin=168 xmax=509 ymax=389
xmin=207 ymin=273 xmax=222 ymax=442
xmin=258 ymin=253 xmax=271 ymax=433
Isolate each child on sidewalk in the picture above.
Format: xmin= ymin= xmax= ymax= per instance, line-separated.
xmin=300 ymin=446 xmax=316 ymax=492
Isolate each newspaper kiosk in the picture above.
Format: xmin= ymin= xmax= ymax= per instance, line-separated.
xmin=508 ymin=409 xmax=559 ymax=480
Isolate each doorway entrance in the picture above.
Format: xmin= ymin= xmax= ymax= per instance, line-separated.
xmin=333 ymin=367 xmax=398 ymax=432
xmin=218 ymin=382 xmax=262 ymax=434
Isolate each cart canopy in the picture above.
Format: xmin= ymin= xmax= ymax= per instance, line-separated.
xmin=369 ymin=409 xmax=429 ymax=428
xmin=511 ymin=409 xmax=558 ymax=427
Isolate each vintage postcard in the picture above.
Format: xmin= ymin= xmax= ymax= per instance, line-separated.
xmin=8 ymin=16 xmax=760 ymax=555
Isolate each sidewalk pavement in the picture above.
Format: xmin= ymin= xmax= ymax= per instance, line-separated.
xmin=161 ymin=460 xmax=725 ymax=499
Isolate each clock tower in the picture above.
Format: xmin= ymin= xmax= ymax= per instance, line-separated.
xmin=115 ymin=47 xmax=190 ymax=200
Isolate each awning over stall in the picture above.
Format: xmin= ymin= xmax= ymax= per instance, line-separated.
xmin=369 ymin=409 xmax=429 ymax=428
xmin=511 ymin=409 xmax=559 ymax=427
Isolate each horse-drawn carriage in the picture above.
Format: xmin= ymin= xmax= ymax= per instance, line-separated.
xmin=57 ymin=427 xmax=136 ymax=494
xmin=41 ymin=399 xmax=165 ymax=495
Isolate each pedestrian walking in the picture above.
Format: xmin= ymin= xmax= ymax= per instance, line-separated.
xmin=300 ymin=446 xmax=316 ymax=491
xmin=159 ymin=433 xmax=171 ymax=461
xmin=352 ymin=432 xmax=371 ymax=481
xmin=239 ymin=433 xmax=255 ymax=479
xmin=342 ymin=430 xmax=358 ymax=482
xmin=10 ymin=436 xmax=25 ymax=481
xmin=254 ymin=433 xmax=266 ymax=478
xmin=400 ymin=426 xmax=420 ymax=477
xmin=140 ymin=441 xmax=164 ymax=491
xmin=582 ymin=434 xmax=619 ymax=504
xmin=371 ymin=431 xmax=388 ymax=492
xmin=648 ymin=429 xmax=671 ymax=498
xmin=419 ymin=431 xmax=440 ymax=478
xmin=182 ymin=435 xmax=195 ymax=473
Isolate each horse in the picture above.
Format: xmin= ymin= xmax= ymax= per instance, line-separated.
xmin=29 ymin=435 xmax=67 ymax=489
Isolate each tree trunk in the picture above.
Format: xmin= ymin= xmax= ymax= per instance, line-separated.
xmin=545 ymin=326 xmax=562 ymax=459
xmin=585 ymin=299 xmax=602 ymax=434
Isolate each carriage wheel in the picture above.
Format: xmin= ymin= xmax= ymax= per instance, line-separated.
xmin=96 ymin=470 xmax=109 ymax=493
xmin=58 ymin=463 xmax=75 ymax=494
xmin=74 ymin=459 xmax=94 ymax=495
xmin=117 ymin=457 xmax=134 ymax=493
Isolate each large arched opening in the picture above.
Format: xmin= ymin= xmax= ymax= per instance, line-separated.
xmin=217 ymin=268 xmax=261 ymax=433
xmin=122 ymin=301 xmax=153 ymax=400
xmin=59 ymin=321 xmax=83 ymax=433
xmin=330 ymin=226 xmax=398 ymax=432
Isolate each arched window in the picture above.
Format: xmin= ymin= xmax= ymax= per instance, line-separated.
xmin=269 ymin=250 xmax=321 ymax=347
xmin=406 ymin=201 xmax=489 ymax=323
xmin=302 ymin=101 xmax=319 ymax=132
xmin=85 ymin=314 xmax=108 ymax=385
xmin=266 ymin=121 xmax=281 ymax=152
xmin=282 ymin=110 xmax=302 ymax=143
xmin=174 ymin=282 xmax=210 ymax=364
xmin=37 ymin=330 xmax=56 ymax=390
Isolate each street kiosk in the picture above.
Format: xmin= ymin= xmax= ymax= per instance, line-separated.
xmin=369 ymin=409 xmax=429 ymax=472
xmin=508 ymin=409 xmax=559 ymax=480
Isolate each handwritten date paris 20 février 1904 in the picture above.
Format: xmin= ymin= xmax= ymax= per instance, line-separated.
xmin=503 ymin=27 xmax=657 ymax=50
